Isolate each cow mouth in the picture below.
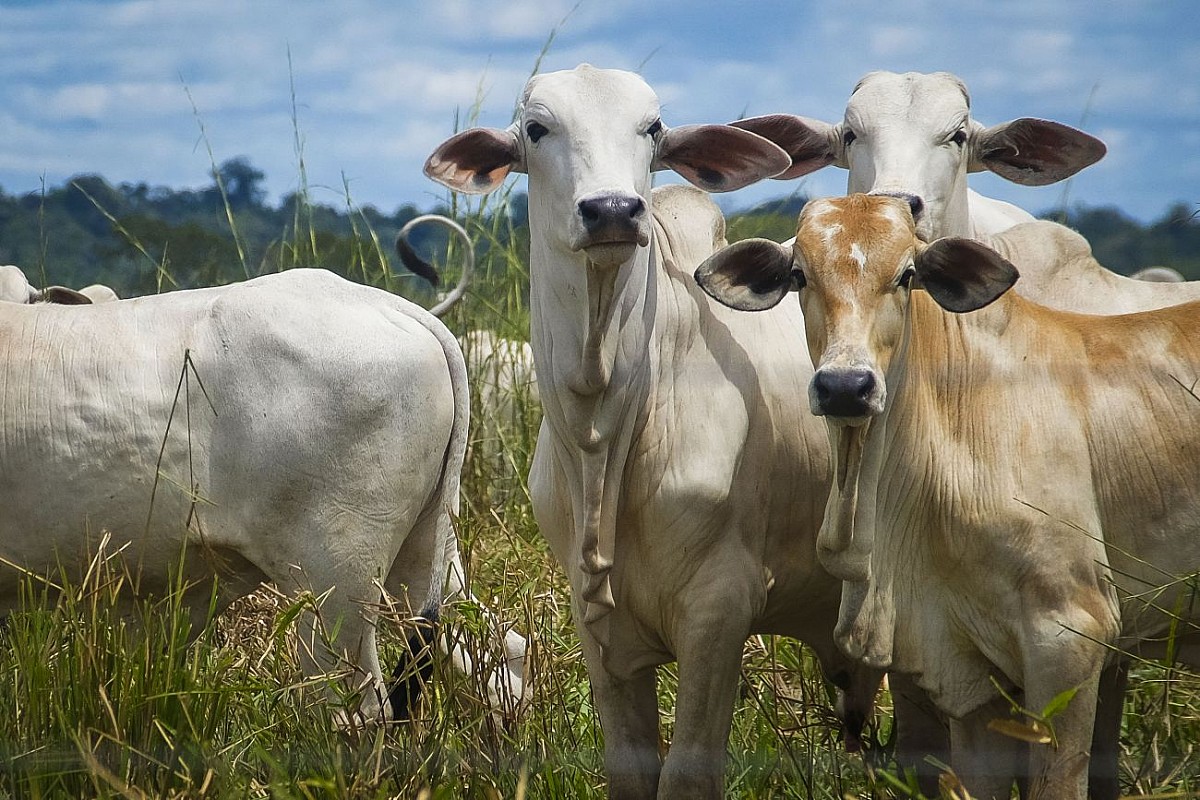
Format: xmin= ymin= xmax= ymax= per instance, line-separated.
xmin=577 ymin=238 xmax=645 ymax=268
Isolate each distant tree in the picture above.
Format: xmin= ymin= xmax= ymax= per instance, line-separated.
xmin=213 ymin=157 xmax=267 ymax=211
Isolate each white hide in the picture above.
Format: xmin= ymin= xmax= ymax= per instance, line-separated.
xmin=0 ymin=268 xmax=524 ymax=721
xmin=423 ymin=64 xmax=881 ymax=798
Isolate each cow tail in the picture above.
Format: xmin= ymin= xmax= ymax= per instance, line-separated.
xmin=387 ymin=308 xmax=470 ymax=719
xmin=394 ymin=214 xmax=475 ymax=318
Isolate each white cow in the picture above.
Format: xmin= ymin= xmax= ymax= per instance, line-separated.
xmin=732 ymin=71 xmax=1200 ymax=315
xmin=695 ymin=194 xmax=1200 ymax=799
xmin=421 ymin=64 xmax=881 ymax=798
xmin=733 ymin=70 xmax=1105 ymax=244
xmin=0 ymin=268 xmax=524 ymax=722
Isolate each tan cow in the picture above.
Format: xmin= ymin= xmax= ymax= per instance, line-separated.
xmin=695 ymin=194 xmax=1200 ymax=799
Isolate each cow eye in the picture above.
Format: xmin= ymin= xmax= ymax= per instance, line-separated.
xmin=646 ymin=119 xmax=663 ymax=137
xmin=842 ymin=129 xmax=857 ymax=147
xmin=950 ymin=128 xmax=967 ymax=146
xmin=898 ymin=267 xmax=916 ymax=288
xmin=792 ymin=268 xmax=807 ymax=290
xmin=526 ymin=121 xmax=549 ymax=143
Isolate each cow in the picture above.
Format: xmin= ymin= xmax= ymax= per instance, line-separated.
xmin=419 ymin=64 xmax=882 ymax=798
xmin=694 ymin=193 xmax=1200 ymax=799
xmin=730 ymin=71 xmax=1200 ymax=315
xmin=731 ymin=70 xmax=1105 ymax=244
xmin=0 ymin=267 xmax=525 ymax=723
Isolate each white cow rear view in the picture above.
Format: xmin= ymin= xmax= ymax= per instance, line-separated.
xmin=0 ymin=268 xmax=519 ymax=721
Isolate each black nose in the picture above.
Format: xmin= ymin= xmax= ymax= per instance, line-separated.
xmin=812 ymin=369 xmax=877 ymax=417
xmin=871 ymin=191 xmax=924 ymax=221
xmin=578 ymin=194 xmax=646 ymax=238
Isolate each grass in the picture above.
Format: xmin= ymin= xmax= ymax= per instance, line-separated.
xmin=5 ymin=82 xmax=1200 ymax=800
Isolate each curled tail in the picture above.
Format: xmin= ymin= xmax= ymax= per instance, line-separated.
xmin=395 ymin=214 xmax=476 ymax=318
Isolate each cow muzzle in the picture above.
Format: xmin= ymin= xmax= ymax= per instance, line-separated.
xmin=810 ymin=366 xmax=884 ymax=421
xmin=571 ymin=192 xmax=650 ymax=265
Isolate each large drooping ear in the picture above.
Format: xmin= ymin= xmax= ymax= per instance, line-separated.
xmin=914 ymin=237 xmax=1019 ymax=313
xmin=730 ymin=114 xmax=840 ymax=179
xmin=694 ymin=238 xmax=799 ymax=311
xmin=654 ymin=125 xmax=792 ymax=192
xmin=424 ymin=126 xmax=524 ymax=194
xmin=970 ymin=118 xmax=1106 ymax=185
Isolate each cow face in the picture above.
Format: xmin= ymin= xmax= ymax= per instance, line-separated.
xmin=423 ymin=64 xmax=791 ymax=269
xmin=696 ymin=193 xmax=1017 ymax=433
xmin=732 ymin=71 xmax=1105 ymax=242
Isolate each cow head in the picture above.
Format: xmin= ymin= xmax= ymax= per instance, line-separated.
xmin=696 ymin=194 xmax=1017 ymax=578
xmin=732 ymin=71 xmax=1106 ymax=242
xmin=424 ymin=64 xmax=792 ymax=269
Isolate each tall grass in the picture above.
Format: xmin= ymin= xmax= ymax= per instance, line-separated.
xmin=6 ymin=84 xmax=1200 ymax=800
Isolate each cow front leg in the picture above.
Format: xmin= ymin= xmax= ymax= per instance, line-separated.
xmin=657 ymin=610 xmax=750 ymax=799
xmin=890 ymin=673 xmax=951 ymax=796
xmin=576 ymin=623 xmax=661 ymax=799
xmin=950 ymin=696 xmax=1025 ymax=800
xmin=1023 ymin=648 xmax=1102 ymax=800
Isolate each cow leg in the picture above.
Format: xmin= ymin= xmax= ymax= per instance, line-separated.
xmin=295 ymin=575 xmax=390 ymax=723
xmin=890 ymin=673 xmax=950 ymax=796
xmin=657 ymin=608 xmax=750 ymax=799
xmin=578 ymin=628 xmax=661 ymax=800
xmin=1088 ymin=658 xmax=1127 ymax=800
xmin=1022 ymin=644 xmax=1102 ymax=800
xmin=950 ymin=697 xmax=1024 ymax=800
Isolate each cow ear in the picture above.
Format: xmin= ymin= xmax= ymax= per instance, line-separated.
xmin=730 ymin=114 xmax=840 ymax=179
xmin=695 ymin=238 xmax=800 ymax=311
xmin=971 ymin=118 xmax=1106 ymax=185
xmin=655 ymin=124 xmax=792 ymax=192
xmin=914 ymin=238 xmax=1019 ymax=313
xmin=424 ymin=126 xmax=523 ymax=194
xmin=38 ymin=286 xmax=93 ymax=305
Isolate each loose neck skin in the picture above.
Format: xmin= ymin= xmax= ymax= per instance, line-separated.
xmin=526 ymin=187 xmax=660 ymax=634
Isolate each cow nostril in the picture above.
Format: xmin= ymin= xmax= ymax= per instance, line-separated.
xmin=870 ymin=191 xmax=924 ymax=221
xmin=907 ymin=195 xmax=925 ymax=219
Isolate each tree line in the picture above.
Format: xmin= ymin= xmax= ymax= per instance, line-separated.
xmin=1 ymin=157 xmax=1197 ymax=302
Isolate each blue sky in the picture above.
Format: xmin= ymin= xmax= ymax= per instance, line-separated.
xmin=1 ymin=0 xmax=1197 ymax=222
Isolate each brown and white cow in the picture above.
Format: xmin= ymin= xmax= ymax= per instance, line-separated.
xmin=696 ymin=194 xmax=1200 ymax=799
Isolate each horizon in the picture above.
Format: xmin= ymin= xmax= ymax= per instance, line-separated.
xmin=2 ymin=1 xmax=1197 ymax=224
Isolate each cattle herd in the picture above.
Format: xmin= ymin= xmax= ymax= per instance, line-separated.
xmin=2 ymin=64 xmax=1197 ymax=799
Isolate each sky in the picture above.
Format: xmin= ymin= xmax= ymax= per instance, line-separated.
xmin=1 ymin=0 xmax=1197 ymax=223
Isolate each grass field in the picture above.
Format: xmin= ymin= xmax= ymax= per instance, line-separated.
xmin=3 ymin=141 xmax=1200 ymax=800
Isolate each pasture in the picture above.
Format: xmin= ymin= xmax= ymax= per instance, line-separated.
xmin=3 ymin=139 xmax=1200 ymax=800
